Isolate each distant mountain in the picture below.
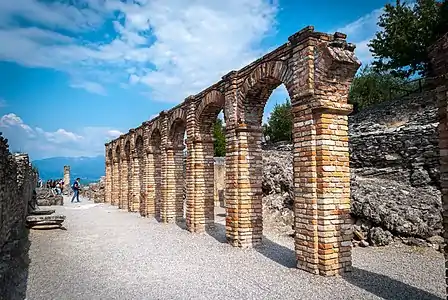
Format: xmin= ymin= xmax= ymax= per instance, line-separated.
xmin=32 ymin=155 xmax=105 ymax=184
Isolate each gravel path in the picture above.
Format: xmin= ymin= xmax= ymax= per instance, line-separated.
xmin=26 ymin=196 xmax=446 ymax=300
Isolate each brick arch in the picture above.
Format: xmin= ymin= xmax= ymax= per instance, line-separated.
xmin=150 ymin=128 xmax=162 ymax=150
xmin=135 ymin=135 xmax=144 ymax=154
xmin=114 ymin=143 xmax=121 ymax=159
xmin=107 ymin=147 xmax=113 ymax=162
xmin=168 ymin=109 xmax=186 ymax=149
xmin=195 ymin=90 xmax=225 ymax=137
xmin=167 ymin=108 xmax=187 ymax=146
xmin=148 ymin=127 xmax=162 ymax=220
xmin=124 ymin=139 xmax=131 ymax=156
xmin=147 ymin=119 xmax=162 ymax=140
xmin=237 ymin=60 xmax=292 ymax=126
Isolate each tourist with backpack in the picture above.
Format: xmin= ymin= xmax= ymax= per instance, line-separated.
xmin=71 ymin=178 xmax=81 ymax=203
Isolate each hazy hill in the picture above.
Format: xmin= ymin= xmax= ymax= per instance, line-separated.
xmin=32 ymin=155 xmax=105 ymax=184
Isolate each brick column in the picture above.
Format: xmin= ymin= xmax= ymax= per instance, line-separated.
xmin=187 ymin=137 xmax=215 ymax=232
xmin=234 ymin=125 xmax=263 ymax=247
xmin=105 ymin=160 xmax=112 ymax=204
xmin=224 ymin=125 xmax=240 ymax=246
xmin=131 ymin=151 xmax=141 ymax=213
xmin=112 ymin=157 xmax=120 ymax=206
xmin=145 ymin=150 xmax=155 ymax=217
xmin=120 ymin=156 xmax=129 ymax=210
xmin=293 ymin=104 xmax=353 ymax=276
xmin=161 ymin=145 xmax=176 ymax=222
xmin=291 ymin=32 xmax=359 ymax=275
xmin=153 ymin=151 xmax=162 ymax=220
xmin=174 ymin=146 xmax=185 ymax=221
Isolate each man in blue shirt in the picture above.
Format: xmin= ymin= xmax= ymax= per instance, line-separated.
xmin=71 ymin=178 xmax=81 ymax=203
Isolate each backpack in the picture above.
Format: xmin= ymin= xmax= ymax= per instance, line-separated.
xmin=72 ymin=181 xmax=78 ymax=190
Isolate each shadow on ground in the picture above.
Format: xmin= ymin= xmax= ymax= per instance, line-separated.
xmin=206 ymin=222 xmax=442 ymax=300
xmin=343 ymin=268 xmax=443 ymax=300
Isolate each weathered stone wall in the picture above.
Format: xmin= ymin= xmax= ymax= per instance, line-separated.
xmin=428 ymin=31 xmax=448 ymax=300
xmin=0 ymin=134 xmax=38 ymax=299
xmin=36 ymin=188 xmax=64 ymax=206
xmin=349 ymin=91 xmax=439 ymax=187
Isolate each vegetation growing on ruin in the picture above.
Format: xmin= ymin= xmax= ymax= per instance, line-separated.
xmin=213 ymin=118 xmax=226 ymax=157
xmin=369 ymin=0 xmax=448 ymax=78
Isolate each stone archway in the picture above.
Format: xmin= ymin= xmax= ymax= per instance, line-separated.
xmin=186 ymin=90 xmax=225 ymax=233
xmin=166 ymin=116 xmax=186 ymax=223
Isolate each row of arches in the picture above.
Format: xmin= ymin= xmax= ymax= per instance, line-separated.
xmin=104 ymin=26 xmax=362 ymax=277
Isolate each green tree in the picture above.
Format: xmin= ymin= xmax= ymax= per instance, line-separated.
xmin=369 ymin=0 xmax=448 ymax=78
xmin=264 ymin=99 xmax=292 ymax=143
xmin=213 ymin=118 xmax=226 ymax=157
xmin=349 ymin=65 xmax=407 ymax=112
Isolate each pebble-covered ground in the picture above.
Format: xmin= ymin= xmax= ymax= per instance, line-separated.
xmin=26 ymin=196 xmax=446 ymax=300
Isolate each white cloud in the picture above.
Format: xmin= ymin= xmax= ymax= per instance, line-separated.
xmin=70 ymin=81 xmax=107 ymax=95
xmin=0 ymin=0 xmax=278 ymax=99
xmin=336 ymin=8 xmax=384 ymax=65
xmin=0 ymin=113 xmax=122 ymax=159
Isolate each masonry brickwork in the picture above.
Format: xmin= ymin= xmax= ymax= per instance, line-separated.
xmin=0 ymin=134 xmax=38 ymax=299
xmin=103 ymin=26 xmax=362 ymax=276
xmin=429 ymin=32 xmax=448 ymax=298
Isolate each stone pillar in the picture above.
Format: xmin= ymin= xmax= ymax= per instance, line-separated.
xmin=291 ymin=32 xmax=359 ymax=276
xmin=145 ymin=150 xmax=155 ymax=217
xmin=162 ymin=145 xmax=176 ymax=223
xmin=112 ymin=157 xmax=120 ymax=206
xmin=185 ymin=99 xmax=196 ymax=232
xmin=131 ymin=151 xmax=141 ymax=212
xmin=120 ymin=155 xmax=129 ymax=210
xmin=223 ymin=71 xmax=243 ymax=247
xmin=293 ymin=104 xmax=353 ymax=276
xmin=153 ymin=151 xmax=162 ymax=220
xmin=174 ymin=146 xmax=185 ymax=221
xmin=191 ymin=138 xmax=216 ymax=232
xmin=127 ymin=155 xmax=133 ymax=212
xmin=63 ymin=165 xmax=70 ymax=190
xmin=105 ymin=160 xmax=112 ymax=204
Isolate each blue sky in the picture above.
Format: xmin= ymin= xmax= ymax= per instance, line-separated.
xmin=0 ymin=0 xmax=390 ymax=160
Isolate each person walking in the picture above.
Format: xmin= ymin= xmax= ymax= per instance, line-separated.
xmin=71 ymin=177 xmax=81 ymax=203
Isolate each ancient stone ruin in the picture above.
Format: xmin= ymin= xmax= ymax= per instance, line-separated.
xmin=104 ymin=26 xmax=361 ymax=276
xmin=101 ymin=26 xmax=448 ymax=288
xmin=0 ymin=135 xmax=38 ymax=299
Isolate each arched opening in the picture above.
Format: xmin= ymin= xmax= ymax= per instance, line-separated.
xmin=230 ymin=61 xmax=293 ymax=248
xmin=113 ymin=145 xmax=121 ymax=206
xmin=135 ymin=135 xmax=144 ymax=215
xmin=192 ymin=90 xmax=225 ymax=234
xmin=149 ymin=128 xmax=162 ymax=220
xmin=260 ymin=85 xmax=294 ymax=235
xmin=167 ymin=118 xmax=186 ymax=224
